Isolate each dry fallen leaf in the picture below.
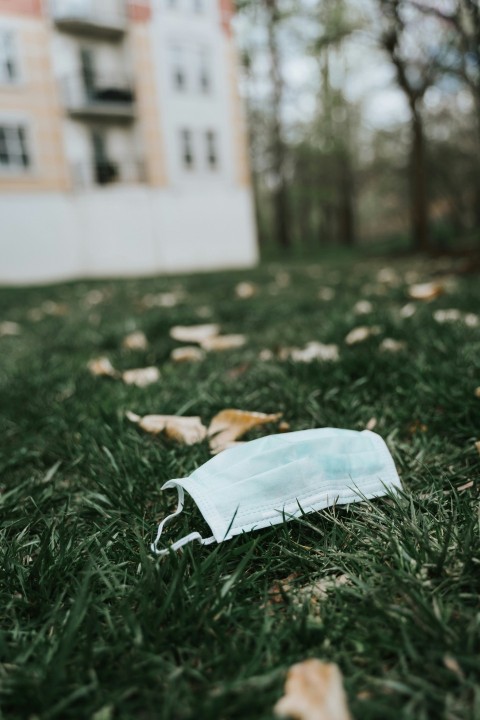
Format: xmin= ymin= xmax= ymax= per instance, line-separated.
xmin=475 ymin=387 xmax=480 ymax=399
xmin=296 ymin=575 xmax=349 ymax=608
xmin=142 ymin=291 xmax=182 ymax=309
xmin=283 ymin=342 xmax=339 ymax=363
xmin=475 ymin=440 xmax=480 ymax=456
xmin=208 ymin=409 xmax=283 ymax=454
xmin=379 ymin=338 xmax=406 ymax=353
xmin=345 ymin=326 xmax=381 ymax=346
xmin=267 ymin=572 xmax=301 ymax=605
xmin=84 ymin=289 xmax=105 ymax=307
xmin=275 ymin=271 xmax=291 ymax=288
xmin=259 ymin=348 xmax=275 ymax=361
xmin=353 ymin=300 xmax=373 ymax=315
xmin=171 ymin=346 xmax=205 ymax=363
xmin=200 ymin=334 xmax=247 ymax=352
xmin=464 ymin=313 xmax=479 ymax=328
xmin=0 ymin=321 xmax=21 ymax=337
xmin=122 ymin=330 xmax=148 ymax=350
xmin=456 ymin=480 xmax=474 ymax=492
xmin=235 ymin=281 xmax=257 ymax=299
xmin=408 ymin=282 xmax=443 ymax=301
xmin=377 ymin=267 xmax=399 ymax=285
xmin=126 ymin=411 xmax=207 ymax=445
xmin=318 ymin=287 xmax=335 ymax=301
xmin=122 ymin=367 xmax=160 ymax=387
xmin=41 ymin=300 xmax=68 ymax=316
xmin=87 ymin=357 xmax=117 ymax=378
xmin=433 ymin=309 xmax=462 ymax=324
xmin=27 ymin=307 xmax=45 ymax=322
xmin=170 ymin=323 xmax=220 ymax=344
xmin=366 ymin=417 xmax=377 ymax=431
xmin=443 ymin=655 xmax=464 ymax=680
xmin=399 ymin=303 xmax=416 ymax=319
xmin=274 ymin=659 xmax=352 ymax=720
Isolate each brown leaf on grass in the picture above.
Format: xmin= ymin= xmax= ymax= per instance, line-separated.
xmin=170 ymin=323 xmax=220 ymax=344
xmin=259 ymin=348 xmax=275 ymax=361
xmin=122 ymin=330 xmax=148 ymax=350
xmin=267 ymin=572 xmax=301 ymax=605
xmin=318 ymin=287 xmax=335 ymax=301
xmin=379 ymin=338 xmax=406 ymax=353
xmin=126 ymin=411 xmax=207 ymax=445
xmin=122 ymin=367 xmax=160 ymax=387
xmin=377 ymin=267 xmax=399 ymax=285
xmin=475 ymin=387 xmax=480 ymax=399
xmin=353 ymin=300 xmax=373 ymax=315
xmin=366 ymin=417 xmax=377 ymax=431
xmin=0 ymin=321 xmax=21 ymax=337
xmin=235 ymin=281 xmax=257 ymax=299
xmin=464 ymin=312 xmax=479 ymax=328
xmin=171 ymin=346 xmax=205 ymax=363
xmin=408 ymin=282 xmax=443 ymax=301
xmin=208 ymin=409 xmax=283 ymax=454
xmin=433 ymin=309 xmax=462 ymax=324
xmin=41 ymin=300 xmax=68 ymax=316
xmin=296 ymin=575 xmax=349 ymax=607
xmin=84 ymin=289 xmax=106 ymax=307
xmin=281 ymin=342 xmax=339 ymax=363
xmin=345 ymin=326 xmax=381 ymax=346
xmin=408 ymin=419 xmax=428 ymax=434
xmin=142 ymin=291 xmax=183 ymax=309
xmin=399 ymin=303 xmax=416 ymax=319
xmin=443 ymin=655 xmax=464 ymax=680
xmin=475 ymin=440 xmax=480 ymax=455
xmin=200 ymin=334 xmax=247 ymax=352
xmin=274 ymin=659 xmax=352 ymax=720
xmin=456 ymin=480 xmax=474 ymax=492
xmin=87 ymin=357 xmax=118 ymax=378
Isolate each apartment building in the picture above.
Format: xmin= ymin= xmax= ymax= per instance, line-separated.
xmin=0 ymin=0 xmax=258 ymax=283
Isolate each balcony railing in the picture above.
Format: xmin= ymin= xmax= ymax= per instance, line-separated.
xmin=51 ymin=0 xmax=127 ymax=39
xmin=61 ymin=74 xmax=135 ymax=122
xmin=71 ymin=160 xmax=146 ymax=188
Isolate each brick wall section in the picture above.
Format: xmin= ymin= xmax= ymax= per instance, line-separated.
xmin=218 ymin=0 xmax=233 ymax=35
xmin=0 ymin=0 xmax=43 ymax=17
xmin=128 ymin=1 xmax=151 ymax=23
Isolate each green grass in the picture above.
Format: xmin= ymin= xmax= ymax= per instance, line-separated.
xmin=1 ymin=253 xmax=479 ymax=720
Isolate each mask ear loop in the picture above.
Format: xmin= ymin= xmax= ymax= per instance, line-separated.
xmin=151 ymin=482 xmax=215 ymax=556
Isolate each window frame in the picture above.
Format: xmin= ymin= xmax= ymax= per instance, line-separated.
xmin=0 ymin=119 xmax=34 ymax=175
xmin=0 ymin=27 xmax=21 ymax=86
xmin=205 ymin=129 xmax=219 ymax=171
xmin=180 ymin=128 xmax=195 ymax=171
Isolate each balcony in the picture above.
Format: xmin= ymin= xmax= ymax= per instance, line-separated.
xmin=71 ymin=159 xmax=146 ymax=188
xmin=61 ymin=74 xmax=135 ymax=122
xmin=52 ymin=0 xmax=127 ymax=39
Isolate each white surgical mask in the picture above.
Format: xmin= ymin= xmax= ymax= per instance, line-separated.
xmin=151 ymin=428 xmax=401 ymax=555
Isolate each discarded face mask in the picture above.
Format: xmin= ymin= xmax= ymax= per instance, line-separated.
xmin=151 ymin=428 xmax=401 ymax=555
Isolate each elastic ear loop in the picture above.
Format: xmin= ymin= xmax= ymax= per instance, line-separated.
xmin=151 ymin=483 xmax=215 ymax=556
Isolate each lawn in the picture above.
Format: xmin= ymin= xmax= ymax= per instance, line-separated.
xmin=0 ymin=252 xmax=479 ymax=720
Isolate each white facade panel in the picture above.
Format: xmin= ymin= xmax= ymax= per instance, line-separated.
xmin=0 ymin=187 xmax=257 ymax=284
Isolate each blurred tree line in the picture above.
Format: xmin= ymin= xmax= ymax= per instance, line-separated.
xmin=235 ymin=0 xmax=480 ymax=254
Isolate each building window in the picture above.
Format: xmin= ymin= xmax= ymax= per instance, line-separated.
xmin=181 ymin=129 xmax=194 ymax=169
xmin=171 ymin=45 xmax=186 ymax=91
xmin=0 ymin=124 xmax=31 ymax=171
xmin=205 ymin=130 xmax=218 ymax=170
xmin=198 ymin=48 xmax=211 ymax=93
xmin=0 ymin=30 xmax=18 ymax=84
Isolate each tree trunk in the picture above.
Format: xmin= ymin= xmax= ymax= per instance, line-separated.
xmin=338 ymin=153 xmax=355 ymax=246
xmin=265 ymin=0 xmax=291 ymax=250
xmin=410 ymin=107 xmax=429 ymax=252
